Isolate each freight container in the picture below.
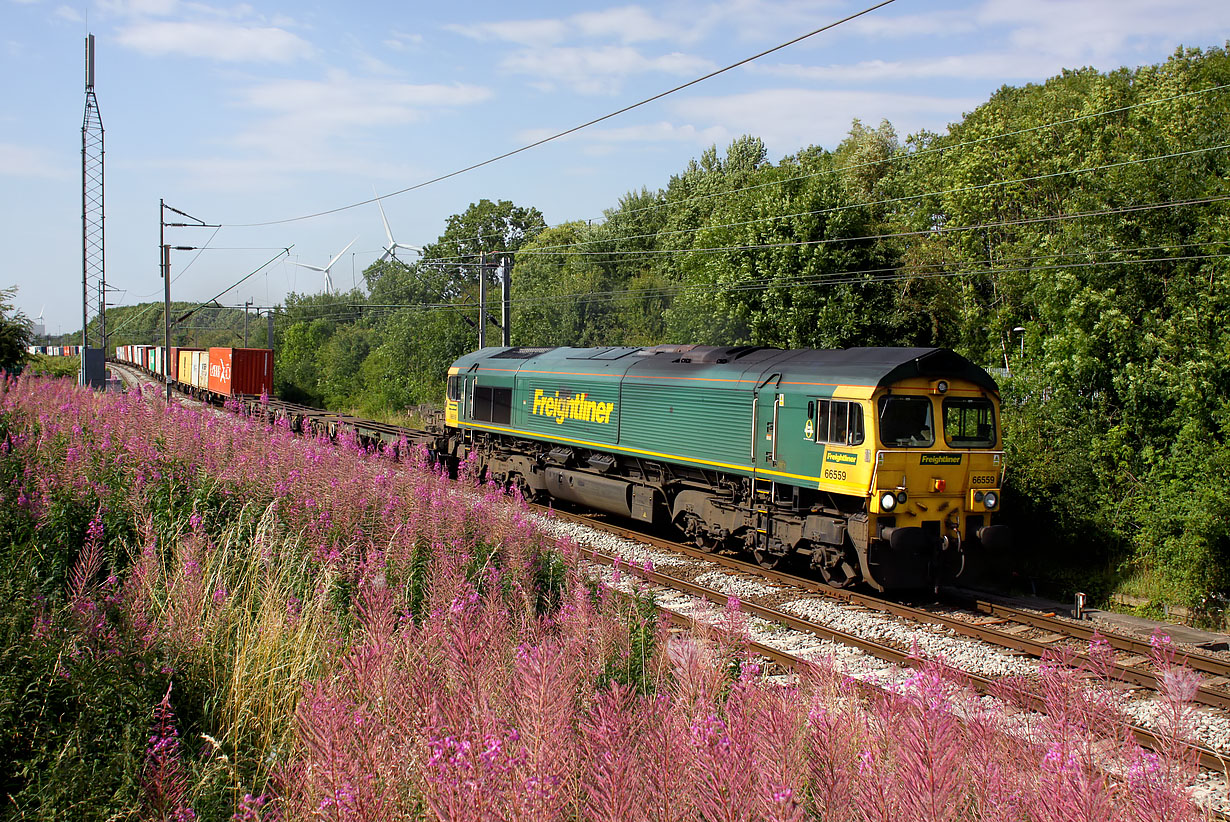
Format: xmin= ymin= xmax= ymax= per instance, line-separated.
xmin=192 ymin=351 xmax=209 ymax=390
xmin=175 ymin=349 xmax=202 ymax=385
xmin=208 ymin=348 xmax=273 ymax=397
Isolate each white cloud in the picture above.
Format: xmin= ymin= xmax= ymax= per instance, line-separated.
xmin=845 ymin=10 xmax=976 ymax=38
xmin=503 ymin=46 xmax=714 ymax=94
xmin=0 ymin=143 xmax=70 ymax=180
xmin=383 ymin=30 xmax=424 ymax=52
xmin=672 ymin=88 xmax=983 ymax=152
xmin=444 ymin=19 xmax=569 ymax=48
xmin=239 ymin=73 xmax=490 ymax=119
xmin=116 ymin=20 xmax=312 ymax=62
xmin=178 ymin=72 xmax=495 ymax=189
xmin=977 ymin=0 xmax=1218 ymax=61
xmin=97 ymin=0 xmax=181 ymax=16
xmin=757 ymin=51 xmax=1068 ymax=84
xmin=55 ymin=5 xmax=84 ymax=23
xmin=571 ymin=6 xmax=679 ymax=43
xmin=519 ymin=119 xmax=728 ymax=152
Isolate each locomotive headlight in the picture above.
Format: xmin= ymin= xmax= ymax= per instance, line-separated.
xmin=896 ymin=490 xmax=908 ymax=505
xmin=880 ymin=491 xmax=897 ymax=512
xmin=983 ymin=491 xmax=999 ymax=510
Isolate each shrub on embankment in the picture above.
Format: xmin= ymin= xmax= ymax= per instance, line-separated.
xmin=0 ymin=375 xmax=1210 ymax=820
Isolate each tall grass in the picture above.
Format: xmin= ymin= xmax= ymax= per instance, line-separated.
xmin=0 ymin=373 xmax=1214 ymax=821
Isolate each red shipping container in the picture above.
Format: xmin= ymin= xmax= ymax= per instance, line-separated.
xmin=208 ymin=348 xmax=273 ymax=397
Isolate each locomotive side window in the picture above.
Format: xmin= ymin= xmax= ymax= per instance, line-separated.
xmin=814 ymin=400 xmax=865 ymax=446
xmin=848 ymin=403 xmax=865 ymax=445
xmin=830 ymin=401 xmax=848 ymax=444
xmin=942 ymin=397 xmax=996 ymax=448
xmin=447 ymin=376 xmax=462 ymax=401
xmin=878 ymin=396 xmax=935 ymax=447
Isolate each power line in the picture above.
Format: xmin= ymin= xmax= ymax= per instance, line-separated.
xmin=277 ymin=241 xmax=1229 ymax=323
xmin=362 ymin=81 xmax=1230 ymax=258
xmin=450 ymin=149 xmax=1230 ymax=262
xmin=420 ymin=193 xmax=1230 ymax=270
xmin=225 ymin=0 xmax=899 ymax=228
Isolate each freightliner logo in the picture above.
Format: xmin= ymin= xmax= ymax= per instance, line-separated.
xmin=531 ymin=389 xmax=615 ymax=425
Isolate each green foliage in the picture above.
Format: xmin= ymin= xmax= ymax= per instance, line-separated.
xmin=0 ymin=286 xmax=33 ymax=373
xmin=263 ymin=46 xmax=1230 ymax=608
xmin=27 ymin=354 xmax=80 ymax=379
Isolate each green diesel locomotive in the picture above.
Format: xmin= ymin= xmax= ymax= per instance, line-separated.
xmin=445 ymin=344 xmax=1009 ymax=591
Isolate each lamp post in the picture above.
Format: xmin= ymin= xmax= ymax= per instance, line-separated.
xmin=1012 ymin=326 xmax=1026 ymax=358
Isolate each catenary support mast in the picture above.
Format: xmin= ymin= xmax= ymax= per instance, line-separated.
xmin=80 ymin=33 xmax=106 ymax=387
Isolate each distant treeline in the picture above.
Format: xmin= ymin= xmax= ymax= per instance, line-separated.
xmin=130 ymin=46 xmax=1230 ymax=609
xmin=50 ymin=302 xmax=262 ymax=353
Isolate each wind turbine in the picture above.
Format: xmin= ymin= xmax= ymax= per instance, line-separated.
xmin=32 ymin=305 xmax=46 ymax=337
xmin=291 ymin=238 xmax=357 ymax=294
xmin=374 ymin=189 xmax=421 ymax=263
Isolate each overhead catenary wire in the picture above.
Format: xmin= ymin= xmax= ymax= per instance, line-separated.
xmin=373 ymin=81 xmax=1230 ymax=256
xmin=272 ymin=249 xmax=1230 ymax=326
xmin=224 ymin=0 xmax=899 ymax=228
xmin=424 ymin=146 xmax=1230 ymax=264
xmin=277 ymin=234 xmax=1230 ymax=322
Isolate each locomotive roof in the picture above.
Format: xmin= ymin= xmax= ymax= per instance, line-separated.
xmin=455 ymin=345 xmax=999 ymax=393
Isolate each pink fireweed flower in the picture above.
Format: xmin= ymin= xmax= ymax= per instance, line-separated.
xmin=232 ymin=792 xmax=267 ymax=822
xmin=1160 ymin=667 xmax=1201 ymax=703
xmin=727 ymin=595 xmax=740 ymax=612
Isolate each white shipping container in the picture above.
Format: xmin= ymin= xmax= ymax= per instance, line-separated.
xmin=192 ymin=350 xmax=209 ymax=389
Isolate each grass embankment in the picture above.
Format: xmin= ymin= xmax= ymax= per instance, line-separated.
xmin=0 ymin=375 xmax=1209 ymax=820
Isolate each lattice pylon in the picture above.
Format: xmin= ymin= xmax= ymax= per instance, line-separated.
xmin=81 ymin=35 xmax=106 ymax=386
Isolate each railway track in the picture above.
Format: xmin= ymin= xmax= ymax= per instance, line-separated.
xmin=578 ymin=539 xmax=1230 ymax=778
xmin=546 ymin=504 xmax=1230 ymax=711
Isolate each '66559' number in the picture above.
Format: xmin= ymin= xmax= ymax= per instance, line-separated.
xmin=823 ymin=468 xmax=847 ymax=481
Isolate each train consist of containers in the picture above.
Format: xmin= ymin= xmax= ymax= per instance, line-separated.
xmin=27 ymin=345 xmax=83 ymax=356
xmin=113 ymin=345 xmax=274 ymax=399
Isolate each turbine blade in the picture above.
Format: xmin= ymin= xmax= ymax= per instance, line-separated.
xmin=374 ymin=186 xmax=396 ymax=248
xmin=326 ymin=237 xmax=359 ymax=271
xmin=290 ymin=260 xmax=326 ymax=272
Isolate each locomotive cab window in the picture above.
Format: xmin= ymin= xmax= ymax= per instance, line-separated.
xmin=472 ymin=385 xmax=512 ymax=425
xmin=942 ymin=397 xmax=996 ymax=448
xmin=446 ymin=376 xmax=462 ymax=402
xmin=814 ymin=400 xmax=865 ymax=446
xmin=878 ymin=396 xmax=935 ymax=447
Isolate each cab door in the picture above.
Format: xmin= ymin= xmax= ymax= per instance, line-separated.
xmin=751 ymin=373 xmax=782 ymax=474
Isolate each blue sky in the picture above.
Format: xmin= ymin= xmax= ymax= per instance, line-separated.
xmin=3 ymin=0 xmax=1227 ymax=337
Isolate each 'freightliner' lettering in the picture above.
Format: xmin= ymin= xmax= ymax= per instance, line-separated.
xmin=532 ymin=389 xmax=615 ymax=425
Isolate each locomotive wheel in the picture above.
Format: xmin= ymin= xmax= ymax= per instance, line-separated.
xmin=752 ymin=546 xmax=782 ymax=570
xmin=694 ymin=532 xmax=722 ymax=553
xmin=815 ymin=540 xmax=858 ymax=588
